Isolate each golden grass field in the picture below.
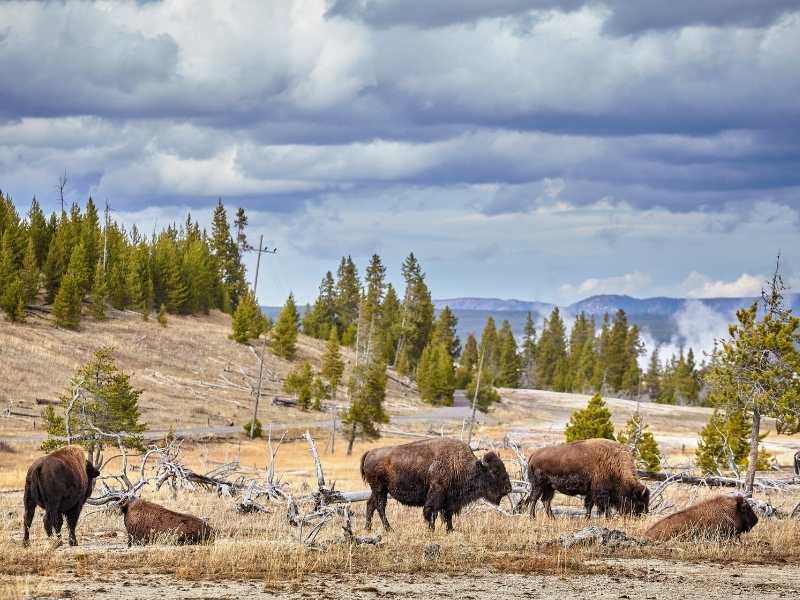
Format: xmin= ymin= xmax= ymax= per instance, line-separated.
xmin=2 ymin=310 xmax=800 ymax=599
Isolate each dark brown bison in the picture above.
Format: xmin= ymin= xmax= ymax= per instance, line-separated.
xmin=120 ymin=498 xmax=214 ymax=546
xmin=23 ymin=446 xmax=101 ymax=547
xmin=527 ymin=438 xmax=649 ymax=519
xmin=645 ymin=494 xmax=758 ymax=541
xmin=360 ymin=437 xmax=512 ymax=532
xmin=794 ymin=450 xmax=799 ymax=476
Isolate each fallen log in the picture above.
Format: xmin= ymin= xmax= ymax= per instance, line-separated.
xmin=637 ymin=470 xmax=779 ymax=490
xmin=273 ymin=397 xmax=297 ymax=407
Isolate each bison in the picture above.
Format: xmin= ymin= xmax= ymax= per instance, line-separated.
xmin=23 ymin=446 xmax=101 ymax=547
xmin=360 ymin=437 xmax=512 ymax=532
xmin=527 ymin=438 xmax=649 ymax=519
xmin=645 ymin=494 xmax=758 ymax=541
xmin=120 ymin=498 xmax=214 ymax=546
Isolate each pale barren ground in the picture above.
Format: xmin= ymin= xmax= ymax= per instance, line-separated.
xmin=2 ymin=310 xmax=800 ymax=599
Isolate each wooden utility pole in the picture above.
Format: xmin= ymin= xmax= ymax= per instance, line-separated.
xmin=466 ymin=350 xmax=485 ymax=447
xmin=244 ymin=234 xmax=277 ymax=438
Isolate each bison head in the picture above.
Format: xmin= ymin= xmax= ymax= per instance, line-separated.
xmin=475 ymin=452 xmax=512 ymax=505
xmin=737 ymin=496 xmax=759 ymax=533
xmin=630 ymin=484 xmax=650 ymax=516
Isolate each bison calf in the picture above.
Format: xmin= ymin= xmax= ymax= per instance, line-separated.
xmin=23 ymin=446 xmax=101 ymax=547
xmin=120 ymin=498 xmax=214 ymax=546
xmin=527 ymin=438 xmax=649 ymax=519
xmin=360 ymin=438 xmax=512 ymax=532
xmin=645 ymin=495 xmax=758 ymax=541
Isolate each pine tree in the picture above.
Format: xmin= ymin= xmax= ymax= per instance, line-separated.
xmin=455 ymin=333 xmax=478 ymax=389
xmin=564 ymin=393 xmax=615 ymax=442
xmin=495 ymin=320 xmax=521 ymax=388
xmin=617 ymin=411 xmax=661 ymax=472
xmin=478 ymin=316 xmax=499 ymax=381
xmin=604 ymin=309 xmax=630 ymax=392
xmin=0 ymin=230 xmax=25 ymax=321
xmin=20 ymin=236 xmax=40 ymax=303
xmin=379 ymin=283 xmax=402 ymax=364
xmin=157 ymin=303 xmax=168 ymax=327
xmin=465 ymin=373 xmax=500 ymax=412
xmin=621 ymin=325 xmax=644 ymax=396
xmin=89 ymin=260 xmax=108 ymax=320
xmin=535 ymin=307 xmax=568 ymax=388
xmin=343 ymin=353 xmax=389 ymax=455
xmin=303 ymin=271 xmax=336 ymax=339
xmin=396 ymin=252 xmax=434 ymax=374
xmin=42 ymin=347 xmax=146 ymax=453
xmin=284 ymin=362 xmax=315 ymax=410
xmin=695 ymin=408 xmax=768 ymax=475
xmin=27 ymin=197 xmax=50 ymax=267
xmin=321 ymin=328 xmax=345 ymax=405
xmin=573 ymin=336 xmax=598 ymax=393
xmin=271 ymin=292 xmax=299 ymax=359
xmin=231 ymin=290 xmax=265 ymax=343
xmin=520 ymin=312 xmax=537 ymax=388
xmin=644 ymin=349 xmax=661 ymax=399
xmin=335 ymin=256 xmax=361 ymax=333
xmin=416 ymin=342 xmax=455 ymax=406
xmin=52 ymin=244 xmax=89 ymax=329
xmin=432 ymin=306 xmax=461 ymax=360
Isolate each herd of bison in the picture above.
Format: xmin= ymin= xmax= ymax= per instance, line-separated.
xmin=21 ymin=438 xmax=758 ymax=549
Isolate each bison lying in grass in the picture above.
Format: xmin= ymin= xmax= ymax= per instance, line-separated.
xmin=645 ymin=495 xmax=758 ymax=541
xmin=527 ymin=438 xmax=650 ymax=519
xmin=120 ymin=498 xmax=214 ymax=546
xmin=361 ymin=438 xmax=512 ymax=532
xmin=23 ymin=446 xmax=101 ymax=547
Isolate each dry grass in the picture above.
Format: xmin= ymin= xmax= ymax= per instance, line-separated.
xmin=1 ymin=436 xmax=799 ymax=588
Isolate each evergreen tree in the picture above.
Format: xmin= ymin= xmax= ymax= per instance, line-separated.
xmin=42 ymin=347 xmax=146 ymax=453
xmin=573 ymin=335 xmax=598 ymax=393
xmin=604 ymin=309 xmax=630 ymax=392
xmin=303 ymin=271 xmax=336 ymax=339
xmin=335 ymin=256 xmax=361 ymax=334
xmin=321 ymin=328 xmax=345 ymax=405
xmin=284 ymin=362 xmax=316 ymax=410
xmin=157 ymin=303 xmax=168 ymax=327
xmin=416 ymin=341 xmax=455 ymax=406
xmin=465 ymin=374 xmax=501 ymax=412
xmin=379 ymin=283 xmax=402 ymax=364
xmin=20 ymin=236 xmax=40 ymax=303
xmin=271 ymin=292 xmax=299 ymax=359
xmin=696 ymin=408 xmax=769 ymax=475
xmin=27 ymin=197 xmax=50 ymax=267
xmin=0 ymin=230 xmax=25 ymax=321
xmin=89 ymin=260 xmax=108 ymax=320
xmin=617 ymin=411 xmax=662 ymax=472
xmin=455 ymin=333 xmax=478 ymax=389
xmin=564 ymin=393 xmax=615 ymax=442
xmin=395 ymin=252 xmax=434 ymax=374
xmin=52 ymin=245 xmax=89 ymax=329
xmin=520 ymin=312 xmax=537 ymax=388
xmin=478 ymin=316 xmax=499 ymax=381
xmin=644 ymin=349 xmax=661 ymax=399
xmin=231 ymin=290 xmax=266 ymax=343
xmin=495 ymin=320 xmax=521 ymax=388
xmin=432 ymin=306 xmax=461 ymax=360
xmin=535 ymin=307 xmax=568 ymax=388
xmin=344 ymin=353 xmax=389 ymax=455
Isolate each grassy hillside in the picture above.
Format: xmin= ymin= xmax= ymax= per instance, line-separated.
xmin=0 ymin=308 xmax=419 ymax=440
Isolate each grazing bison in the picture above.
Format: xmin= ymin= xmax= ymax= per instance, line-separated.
xmin=23 ymin=446 xmax=101 ymax=547
xmin=527 ymin=438 xmax=649 ymax=519
xmin=645 ymin=494 xmax=758 ymax=541
xmin=360 ymin=438 xmax=512 ymax=532
xmin=120 ymin=498 xmax=214 ymax=546
xmin=794 ymin=450 xmax=800 ymax=476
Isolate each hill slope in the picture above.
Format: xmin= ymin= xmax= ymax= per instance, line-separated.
xmin=0 ymin=309 xmax=419 ymax=439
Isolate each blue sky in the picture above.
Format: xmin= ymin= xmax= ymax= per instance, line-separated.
xmin=1 ymin=0 xmax=799 ymax=305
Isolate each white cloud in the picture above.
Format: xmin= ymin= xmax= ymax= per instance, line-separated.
xmin=558 ymin=272 xmax=652 ymax=301
xmin=683 ymin=271 xmax=765 ymax=298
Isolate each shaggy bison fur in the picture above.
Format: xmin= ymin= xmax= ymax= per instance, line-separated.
xmin=120 ymin=498 xmax=214 ymax=546
xmin=360 ymin=437 xmax=512 ymax=532
xmin=645 ymin=494 xmax=758 ymax=541
xmin=527 ymin=438 xmax=650 ymax=519
xmin=23 ymin=446 xmax=101 ymax=547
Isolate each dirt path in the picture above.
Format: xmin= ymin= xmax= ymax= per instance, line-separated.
xmin=11 ymin=561 xmax=799 ymax=600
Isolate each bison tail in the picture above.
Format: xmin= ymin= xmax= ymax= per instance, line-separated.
xmin=360 ymin=451 xmax=369 ymax=483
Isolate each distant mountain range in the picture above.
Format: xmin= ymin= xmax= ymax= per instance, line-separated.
xmin=434 ymin=294 xmax=800 ymax=346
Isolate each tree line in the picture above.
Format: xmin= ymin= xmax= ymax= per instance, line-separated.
xmin=0 ymin=191 xmax=251 ymax=328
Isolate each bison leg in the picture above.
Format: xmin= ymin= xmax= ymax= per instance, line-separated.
xmin=528 ymin=486 xmax=544 ymax=519
xmin=442 ymin=509 xmax=454 ymax=533
xmin=593 ymin=489 xmax=612 ymax=518
xmin=541 ymin=487 xmax=556 ymax=519
xmin=584 ymin=495 xmax=594 ymax=519
xmin=375 ymin=492 xmax=391 ymax=532
xmin=365 ymin=494 xmax=377 ymax=531
xmin=22 ymin=494 xmax=35 ymax=547
xmin=423 ymin=486 xmax=446 ymax=531
xmin=65 ymin=506 xmax=82 ymax=546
